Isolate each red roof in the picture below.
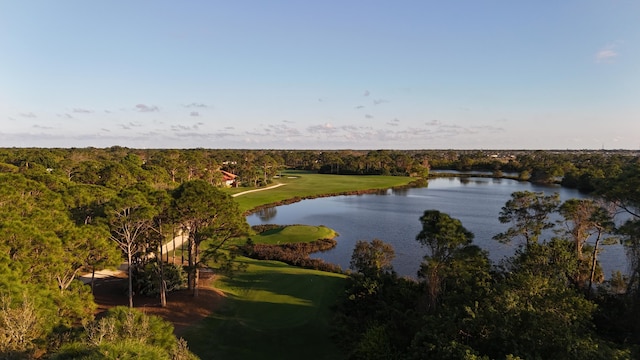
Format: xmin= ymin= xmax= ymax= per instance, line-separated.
xmin=220 ymin=170 xmax=237 ymax=181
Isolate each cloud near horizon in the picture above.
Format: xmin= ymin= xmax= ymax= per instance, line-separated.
xmin=308 ymin=123 xmax=337 ymax=134
xmin=183 ymin=103 xmax=208 ymax=108
xmin=135 ymin=104 xmax=159 ymax=112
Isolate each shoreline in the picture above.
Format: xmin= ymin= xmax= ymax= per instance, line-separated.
xmin=242 ymin=178 xmax=425 ymax=216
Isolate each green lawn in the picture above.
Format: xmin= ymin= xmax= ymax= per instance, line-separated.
xmin=230 ymin=170 xmax=415 ymax=212
xmin=183 ymin=257 xmax=347 ymax=360
xmin=247 ymin=225 xmax=337 ymax=245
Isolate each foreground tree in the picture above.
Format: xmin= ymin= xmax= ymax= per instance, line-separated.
xmin=54 ymin=224 xmax=116 ymax=294
xmin=0 ymin=293 xmax=43 ymax=358
xmin=415 ymin=210 xmax=475 ymax=310
xmin=140 ymin=185 xmax=173 ymax=307
xmin=493 ymin=191 xmax=560 ymax=249
xmin=476 ymin=240 xmax=615 ymax=359
xmin=599 ymin=160 xmax=640 ymax=294
xmin=105 ymin=188 xmax=156 ymax=308
xmin=171 ymin=180 xmax=248 ymax=296
xmin=334 ymin=240 xmax=421 ymax=360
xmin=558 ymin=199 xmax=615 ymax=293
xmin=349 ymin=238 xmax=395 ymax=277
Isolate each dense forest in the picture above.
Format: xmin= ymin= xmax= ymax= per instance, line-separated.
xmin=0 ymin=147 xmax=638 ymax=359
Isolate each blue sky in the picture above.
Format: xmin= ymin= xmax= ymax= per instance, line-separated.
xmin=1 ymin=1 xmax=638 ymax=149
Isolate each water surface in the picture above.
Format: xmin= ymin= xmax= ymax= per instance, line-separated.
xmin=247 ymin=177 xmax=627 ymax=278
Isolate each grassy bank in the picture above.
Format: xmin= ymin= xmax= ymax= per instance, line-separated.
xmin=229 ymin=170 xmax=416 ymax=212
xmin=247 ymin=224 xmax=338 ymax=245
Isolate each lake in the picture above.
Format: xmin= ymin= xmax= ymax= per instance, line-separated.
xmin=247 ymin=177 xmax=628 ymax=278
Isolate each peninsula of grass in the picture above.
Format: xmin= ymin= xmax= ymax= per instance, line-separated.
xmin=248 ymin=224 xmax=337 ymax=245
xmin=230 ymin=170 xmax=416 ymax=213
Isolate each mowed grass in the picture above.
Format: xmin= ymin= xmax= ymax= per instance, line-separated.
xmin=248 ymin=225 xmax=337 ymax=245
xmin=231 ymin=170 xmax=415 ymax=212
xmin=183 ymin=257 xmax=347 ymax=360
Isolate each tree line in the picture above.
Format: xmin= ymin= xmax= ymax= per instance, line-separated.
xmin=1 ymin=147 xmax=637 ymax=189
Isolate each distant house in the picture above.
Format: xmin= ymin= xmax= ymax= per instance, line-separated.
xmin=220 ymin=170 xmax=238 ymax=187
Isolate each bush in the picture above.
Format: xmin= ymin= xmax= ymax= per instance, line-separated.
xmin=134 ymin=261 xmax=187 ymax=297
xmin=250 ymin=224 xmax=282 ymax=234
xmin=51 ymin=307 xmax=198 ymax=360
xmin=241 ymin=238 xmax=343 ymax=273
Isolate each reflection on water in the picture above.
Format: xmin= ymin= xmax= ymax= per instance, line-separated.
xmin=390 ymin=187 xmax=410 ymax=196
xmin=256 ymin=207 xmax=278 ymax=221
xmin=246 ymin=177 xmax=627 ymax=278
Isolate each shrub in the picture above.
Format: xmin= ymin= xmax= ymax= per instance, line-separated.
xmin=51 ymin=307 xmax=198 ymax=360
xmin=241 ymin=238 xmax=343 ymax=273
xmin=250 ymin=224 xmax=283 ymax=234
xmin=134 ymin=261 xmax=187 ymax=297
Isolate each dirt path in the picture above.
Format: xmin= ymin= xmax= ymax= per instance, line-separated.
xmin=161 ymin=229 xmax=188 ymax=257
xmin=231 ymin=183 xmax=286 ymax=197
xmin=91 ymin=273 xmax=224 ymax=335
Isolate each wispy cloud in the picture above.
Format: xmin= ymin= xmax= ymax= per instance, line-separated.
xmin=471 ymin=125 xmax=504 ymax=132
xmin=596 ymin=49 xmax=617 ymax=63
xmin=267 ymin=123 xmax=302 ymax=137
xmin=119 ymin=122 xmax=143 ymax=130
xmin=190 ymin=111 xmax=200 ymax=117
xmin=20 ymin=112 xmax=37 ymax=118
xmin=171 ymin=124 xmax=195 ymax=131
xmin=595 ymin=42 xmax=621 ymax=63
xmin=170 ymin=122 xmax=206 ymax=132
xmin=365 ymin=114 xmax=374 ymax=119
xmin=73 ymin=108 xmax=93 ymax=114
xmin=135 ymin=104 xmax=159 ymax=112
xmin=308 ymin=123 xmax=337 ymax=134
xmin=247 ymin=123 xmax=303 ymax=138
xmin=373 ymin=99 xmax=389 ymax=105
xmin=183 ymin=102 xmax=208 ymax=108
xmin=363 ymin=90 xmax=370 ymax=97
xmin=387 ymin=118 xmax=400 ymax=127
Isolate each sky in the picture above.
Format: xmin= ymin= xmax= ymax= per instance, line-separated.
xmin=1 ymin=1 xmax=638 ymax=150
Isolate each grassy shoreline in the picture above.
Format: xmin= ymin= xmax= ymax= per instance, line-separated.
xmin=229 ymin=170 xmax=419 ymax=213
